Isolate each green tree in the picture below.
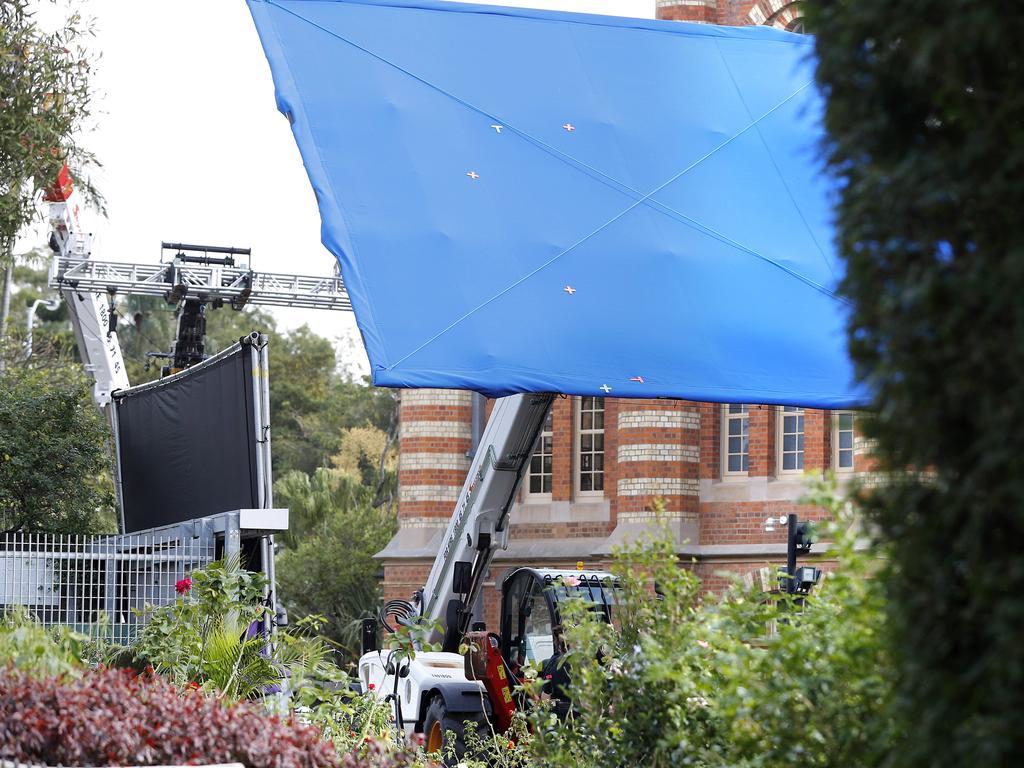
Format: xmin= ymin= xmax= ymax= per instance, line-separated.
xmin=806 ymin=2 xmax=1024 ymax=764
xmin=528 ymin=484 xmax=897 ymax=768
xmin=1 ymin=0 xmax=100 ymax=331
xmin=274 ymin=468 xmax=397 ymax=662
xmin=0 ymin=362 xmax=114 ymax=533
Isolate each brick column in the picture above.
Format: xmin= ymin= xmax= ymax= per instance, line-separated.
xmin=804 ymin=409 xmax=829 ymax=472
xmin=381 ymin=388 xmax=473 ymax=603
xmin=854 ymin=416 xmax=878 ymax=474
xmin=698 ymin=401 xmax=721 ymax=481
xmin=612 ymin=399 xmax=700 ymax=525
xmin=748 ymin=405 xmax=774 ymax=477
xmin=551 ymin=397 xmax=573 ymax=501
xmin=398 ymin=389 xmax=472 ymax=519
xmin=657 ymin=0 xmax=718 ymax=23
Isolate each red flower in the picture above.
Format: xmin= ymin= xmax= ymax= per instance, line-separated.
xmin=175 ymin=577 xmax=192 ymax=595
xmin=186 ymin=681 xmax=200 ymax=691
xmin=367 ymin=683 xmax=375 ymax=691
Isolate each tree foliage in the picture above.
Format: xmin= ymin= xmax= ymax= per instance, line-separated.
xmin=805 ymin=1 xmax=1024 ymax=764
xmin=528 ymin=484 xmax=898 ymax=768
xmin=275 ymin=465 xmax=397 ymax=662
xmin=0 ymin=361 xmax=114 ymax=533
xmin=0 ymin=0 xmax=99 ymax=256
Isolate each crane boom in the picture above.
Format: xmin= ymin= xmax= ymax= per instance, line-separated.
xmin=45 ymin=166 xmax=129 ymax=408
xmin=419 ymin=392 xmax=555 ymax=649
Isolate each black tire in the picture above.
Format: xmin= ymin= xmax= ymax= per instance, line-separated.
xmin=423 ymin=695 xmax=489 ymax=766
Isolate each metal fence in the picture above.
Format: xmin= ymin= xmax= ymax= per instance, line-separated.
xmin=0 ymin=529 xmax=215 ymax=645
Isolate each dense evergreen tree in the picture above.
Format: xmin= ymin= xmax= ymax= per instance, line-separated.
xmin=807 ymin=2 xmax=1024 ymax=764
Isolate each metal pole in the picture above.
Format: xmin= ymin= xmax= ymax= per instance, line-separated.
xmin=108 ymin=397 xmax=127 ymax=534
xmin=786 ymin=513 xmax=798 ymax=594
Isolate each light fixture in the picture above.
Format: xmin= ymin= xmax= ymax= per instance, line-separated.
xmin=795 ymin=566 xmax=822 ymax=593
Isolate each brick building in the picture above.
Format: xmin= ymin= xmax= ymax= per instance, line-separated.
xmin=376 ymin=0 xmax=861 ymax=628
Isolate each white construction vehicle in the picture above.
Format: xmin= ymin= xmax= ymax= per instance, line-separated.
xmin=358 ymin=392 xmax=619 ymax=760
xmin=43 ymin=164 xmax=350 ymax=409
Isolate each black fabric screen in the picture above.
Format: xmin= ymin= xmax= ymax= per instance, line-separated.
xmin=114 ymin=343 xmax=259 ymax=532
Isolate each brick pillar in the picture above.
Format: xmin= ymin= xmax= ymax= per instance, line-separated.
xmin=853 ymin=415 xmax=878 ymax=474
xmin=748 ymin=405 xmax=773 ymax=477
xmin=804 ymin=409 xmax=829 ymax=472
xmin=382 ymin=388 xmax=473 ymax=603
xmin=657 ymin=0 xmax=718 ymax=23
xmin=551 ymin=397 xmax=573 ymax=501
xmin=698 ymin=401 xmax=721 ymax=480
xmin=612 ymin=399 xmax=700 ymax=525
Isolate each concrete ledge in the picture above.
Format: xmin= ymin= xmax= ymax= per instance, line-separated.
xmin=595 ymin=517 xmax=700 ymax=555
xmin=496 ymin=537 xmax=608 ymax=561
xmin=374 ymin=523 xmax=444 ymax=560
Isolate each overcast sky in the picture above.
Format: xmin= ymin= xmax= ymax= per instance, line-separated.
xmin=23 ymin=0 xmax=654 ymax=377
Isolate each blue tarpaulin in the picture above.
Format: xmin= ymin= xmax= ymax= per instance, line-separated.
xmin=247 ymin=0 xmax=865 ymax=407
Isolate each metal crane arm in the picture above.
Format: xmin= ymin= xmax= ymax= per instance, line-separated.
xmin=418 ymin=392 xmax=555 ymax=650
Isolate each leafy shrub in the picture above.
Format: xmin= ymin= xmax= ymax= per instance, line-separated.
xmin=0 ymin=666 xmax=338 ymax=767
xmin=805 ymin=1 xmax=1024 ymax=764
xmin=0 ymin=607 xmax=89 ymax=678
xmin=0 ymin=364 xmax=114 ymax=533
xmin=339 ymin=738 xmax=435 ymax=768
xmin=275 ymin=468 xmax=397 ymax=662
xmin=527 ymin=481 xmax=900 ymax=768
xmin=128 ymin=558 xmax=337 ymax=700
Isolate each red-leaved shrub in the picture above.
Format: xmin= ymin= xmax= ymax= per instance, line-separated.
xmin=0 ymin=667 xmax=339 ymax=767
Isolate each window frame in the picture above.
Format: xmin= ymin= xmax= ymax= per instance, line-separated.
xmin=575 ymin=396 xmax=605 ymax=498
xmin=721 ymin=403 xmax=750 ymax=477
xmin=777 ymin=406 xmax=805 ymax=474
xmin=525 ymin=407 xmax=554 ymax=500
xmin=833 ymin=410 xmax=856 ymax=473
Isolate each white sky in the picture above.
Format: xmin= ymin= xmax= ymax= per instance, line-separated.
xmin=21 ymin=0 xmax=654 ymax=377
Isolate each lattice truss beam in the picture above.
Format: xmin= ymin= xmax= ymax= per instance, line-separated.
xmin=49 ymin=256 xmax=352 ymax=311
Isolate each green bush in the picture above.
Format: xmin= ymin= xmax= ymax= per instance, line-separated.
xmin=0 ymin=364 xmax=114 ymax=533
xmin=527 ymin=482 xmax=899 ymax=768
xmin=805 ymin=1 xmax=1024 ymax=763
xmin=0 ymin=607 xmax=90 ymax=678
xmin=276 ymin=469 xmax=397 ymax=661
xmin=128 ymin=558 xmax=337 ymax=700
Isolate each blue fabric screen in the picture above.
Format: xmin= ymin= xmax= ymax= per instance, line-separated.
xmin=248 ymin=0 xmax=865 ymax=407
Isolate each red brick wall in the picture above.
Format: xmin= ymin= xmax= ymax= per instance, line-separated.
xmin=658 ymin=3 xmax=718 ymax=23
xmin=655 ymin=0 xmax=804 ymax=28
xmin=699 ymin=501 xmax=827 ymax=546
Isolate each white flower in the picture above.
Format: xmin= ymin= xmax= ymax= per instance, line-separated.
xmin=686 ymin=696 xmax=710 ymax=709
xmin=696 ymin=639 xmax=710 ymax=649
